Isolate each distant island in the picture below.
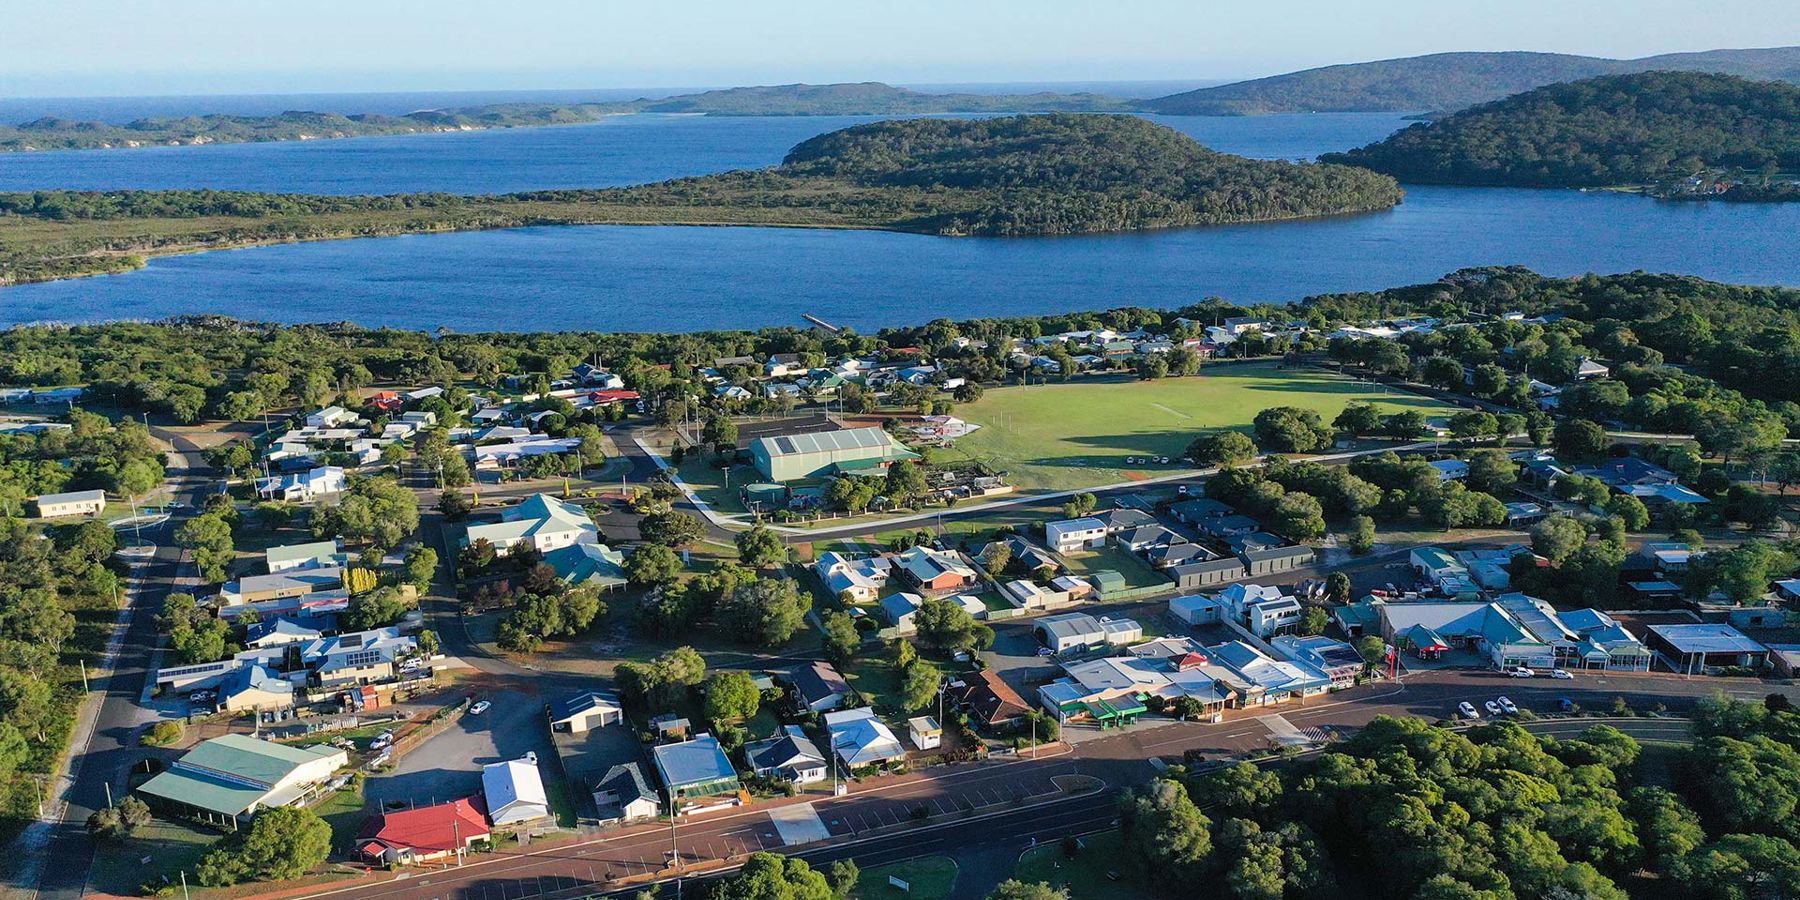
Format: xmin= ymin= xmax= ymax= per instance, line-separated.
xmin=1144 ymin=46 xmax=1800 ymax=115
xmin=1319 ymin=72 xmax=1800 ymax=198
xmin=0 ymin=114 xmax=1401 ymax=285
xmin=0 ymin=83 xmax=1139 ymax=152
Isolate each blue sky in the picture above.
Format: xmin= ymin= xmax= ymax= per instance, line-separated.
xmin=5 ymin=0 xmax=1800 ymax=97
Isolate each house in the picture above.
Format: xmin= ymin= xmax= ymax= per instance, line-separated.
xmin=1645 ymin=623 xmax=1768 ymax=672
xmin=543 ymin=543 xmax=629 ymax=591
xmin=301 ymin=626 xmax=419 ymax=688
xmin=256 ymin=466 xmax=346 ymax=502
xmin=894 ymin=546 xmax=979 ymax=593
xmin=1224 ymin=532 xmax=1285 ymax=555
xmin=944 ymin=670 xmax=1030 ymax=730
xmin=1574 ymin=357 xmax=1610 ymax=379
xmin=654 ymin=733 xmax=744 ymax=805
xmin=356 ymin=797 xmax=490 ymax=866
xmin=1149 ymin=542 xmax=1217 ymax=569
xmin=548 ymin=691 xmax=624 ymax=734
xmin=1171 ymin=557 xmax=1248 ymax=590
xmin=750 ymin=427 xmax=919 ymax=482
xmin=1505 ymin=502 xmax=1548 ymax=526
xmin=265 ymin=540 xmax=343 ymax=574
xmin=464 ymin=494 xmax=599 ymax=557
xmin=1626 ymin=484 xmax=1710 ymax=507
xmin=880 ymin=593 xmax=922 ymax=633
xmin=31 ymin=489 xmax=106 ymax=519
xmin=483 ymin=759 xmax=551 ymax=829
xmin=219 ymin=665 xmax=295 ymax=712
xmin=1239 ymin=545 xmax=1313 ymax=579
xmin=1410 ymin=547 xmax=1473 ymax=593
xmin=1245 ymin=595 xmax=1305 ymax=638
xmin=1045 ymin=517 xmax=1107 ymax=553
xmin=1199 ymin=515 xmax=1262 ymax=539
xmin=1168 ymin=498 xmax=1234 ymax=523
xmin=220 ymin=568 xmax=344 ymax=605
xmin=908 ymin=716 xmax=942 ymax=750
xmin=1429 ymin=459 xmax=1469 ymax=481
xmin=745 ymin=726 xmax=828 ymax=784
xmin=980 ymin=535 xmax=1060 ymax=575
xmin=1271 ymin=635 xmax=1364 ymax=686
xmin=244 ymin=617 xmax=323 ymax=649
xmin=813 ymin=552 xmax=894 ymax=603
xmin=305 ymin=406 xmax=357 ymax=428
xmin=136 ymin=734 xmax=346 ymax=830
xmin=471 ymin=438 xmax=584 ymax=471
xmin=1117 ymin=525 xmax=1184 ymax=554
xmin=1575 ymin=457 xmax=1678 ymax=488
xmin=824 ymin=708 xmax=906 ymax=768
xmin=594 ymin=763 xmax=660 ymax=825
xmin=1093 ymin=507 xmax=1157 ymax=533
xmin=787 ymin=660 xmax=852 ymax=713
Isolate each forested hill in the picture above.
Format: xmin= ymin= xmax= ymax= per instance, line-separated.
xmin=1319 ymin=72 xmax=1800 ymax=189
xmin=1144 ymin=46 xmax=1800 ymax=115
xmin=0 ymin=83 xmax=1137 ymax=152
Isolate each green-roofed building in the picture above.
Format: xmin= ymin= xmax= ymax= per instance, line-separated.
xmin=543 ymin=542 xmax=628 ymax=592
xmin=750 ymin=426 xmax=918 ymax=482
xmin=264 ymin=539 xmax=344 ymax=574
xmin=136 ymin=734 xmax=348 ymax=830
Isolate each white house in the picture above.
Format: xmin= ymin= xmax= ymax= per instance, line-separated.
xmin=305 ymin=406 xmax=357 ymax=428
xmin=1429 ymin=459 xmax=1470 ymax=481
xmin=465 ymin=494 xmax=599 ymax=556
xmin=31 ymin=489 xmax=106 ymax=519
xmin=745 ymin=726 xmax=829 ymax=785
xmin=256 ymin=466 xmax=346 ymax=502
xmin=813 ymin=552 xmax=892 ymax=603
xmin=824 ymin=708 xmax=906 ymax=768
xmin=482 ymin=758 xmax=551 ymax=828
xmin=1045 ymin=517 xmax=1107 ymax=553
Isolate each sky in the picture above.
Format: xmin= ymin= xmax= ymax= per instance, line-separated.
xmin=4 ymin=0 xmax=1800 ymax=98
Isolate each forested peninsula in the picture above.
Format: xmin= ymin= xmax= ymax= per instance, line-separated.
xmin=1322 ymin=72 xmax=1800 ymax=196
xmin=0 ymin=114 xmax=1402 ymax=287
xmin=0 ymin=83 xmax=1138 ymax=152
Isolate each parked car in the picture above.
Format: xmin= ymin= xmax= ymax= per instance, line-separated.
xmin=1483 ymin=700 xmax=1503 ymax=717
xmin=1457 ymin=702 xmax=1479 ymax=719
xmin=1497 ymin=696 xmax=1518 ymax=715
xmin=1508 ymin=667 xmax=1536 ymax=678
xmin=1550 ymin=669 xmax=1574 ymax=680
xmin=189 ymin=689 xmax=215 ymax=702
xmin=469 ymin=700 xmax=492 ymax=715
xmin=1557 ymin=697 xmax=1578 ymax=712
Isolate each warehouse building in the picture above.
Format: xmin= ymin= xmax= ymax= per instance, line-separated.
xmin=136 ymin=734 xmax=346 ymax=830
xmin=749 ymin=427 xmax=919 ymax=482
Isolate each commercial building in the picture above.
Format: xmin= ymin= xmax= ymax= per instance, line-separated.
xmin=31 ymin=489 xmax=106 ymax=519
xmin=653 ymin=733 xmax=743 ymax=802
xmin=1034 ymin=612 xmax=1142 ymax=654
xmin=136 ymin=734 xmax=347 ymax=830
xmin=750 ymin=426 xmax=918 ymax=482
xmin=1645 ymin=623 xmax=1769 ymax=672
xmin=908 ymin=716 xmax=942 ymax=750
xmin=1271 ymin=635 xmax=1365 ymax=687
xmin=218 ymin=665 xmax=295 ymax=712
xmin=220 ymin=568 xmax=344 ymax=605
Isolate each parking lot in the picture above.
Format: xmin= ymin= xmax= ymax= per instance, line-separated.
xmin=365 ymin=685 xmax=556 ymax=810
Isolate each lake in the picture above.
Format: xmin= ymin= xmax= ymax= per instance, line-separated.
xmin=4 ymin=111 xmax=1799 ymax=332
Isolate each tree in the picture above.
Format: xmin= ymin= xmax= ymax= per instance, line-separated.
xmin=714 ymin=853 xmax=836 ymax=900
xmin=1326 ymin=571 xmax=1353 ymax=602
xmin=914 ymin=597 xmax=993 ymax=653
xmin=639 ymin=510 xmax=704 ymax=548
xmin=342 ymin=586 xmax=416 ymax=631
xmin=822 ymin=610 xmax=860 ymax=666
xmin=196 ymin=806 xmax=332 ymax=886
xmin=312 ymin=476 xmax=420 ymax=551
xmin=717 ymin=578 xmax=808 ymax=646
xmin=736 ymin=525 xmax=789 ymax=568
xmin=1532 ymin=515 xmax=1588 ymax=565
xmin=1347 ymin=515 xmax=1376 ymax=555
xmin=1333 ymin=402 xmax=1382 ymax=437
xmin=884 ymin=459 xmax=929 ymax=505
xmin=1553 ymin=418 xmax=1609 ymax=461
xmin=1604 ymin=493 xmax=1650 ymax=531
xmin=703 ymin=671 xmax=761 ymax=726
xmin=625 ymin=543 xmax=683 ymax=586
xmin=1062 ymin=492 xmax=1098 ymax=519
xmin=1382 ymin=410 xmax=1429 ymax=441
xmin=901 ymin=658 xmax=943 ymax=712
xmin=1189 ymin=430 xmax=1257 ymax=465
xmin=1271 ymin=492 xmax=1326 ymax=541
xmin=1253 ymin=407 xmax=1333 ymax=453
xmin=1300 ymin=605 xmax=1329 ymax=636
xmin=1464 ymin=449 xmax=1518 ymax=493
xmin=176 ymin=512 xmax=236 ymax=584
xmin=1355 ymin=635 xmax=1388 ymax=673
xmin=402 ymin=545 xmax=438 ymax=589
xmin=1118 ymin=778 xmax=1212 ymax=877
xmin=1194 ymin=761 xmax=1282 ymax=818
xmin=988 ymin=882 xmax=1067 ymax=900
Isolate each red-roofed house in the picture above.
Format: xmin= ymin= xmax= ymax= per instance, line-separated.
xmin=366 ymin=391 xmax=404 ymax=412
xmin=356 ymin=797 xmax=490 ymax=866
xmin=588 ymin=390 xmax=641 ymax=406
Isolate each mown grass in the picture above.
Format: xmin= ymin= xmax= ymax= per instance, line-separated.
xmin=938 ymin=364 xmax=1458 ymax=491
xmin=852 ymin=855 xmax=958 ymax=900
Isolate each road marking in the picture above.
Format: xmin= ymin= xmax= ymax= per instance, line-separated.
xmin=1150 ymin=403 xmax=1193 ymax=420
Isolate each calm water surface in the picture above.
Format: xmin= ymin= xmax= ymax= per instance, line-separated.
xmin=3 ymin=111 xmax=1797 ymax=332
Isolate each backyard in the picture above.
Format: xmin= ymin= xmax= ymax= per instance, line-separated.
xmin=937 ymin=363 xmax=1457 ymax=491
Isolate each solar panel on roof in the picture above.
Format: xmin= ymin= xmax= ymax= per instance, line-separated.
xmin=344 ymin=649 xmax=383 ymax=668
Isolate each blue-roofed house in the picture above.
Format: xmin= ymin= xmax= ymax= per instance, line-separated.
xmin=543 ymin=543 xmax=628 ymax=591
xmin=880 ymin=592 xmax=921 ymax=633
xmin=220 ymin=665 xmax=295 ymax=712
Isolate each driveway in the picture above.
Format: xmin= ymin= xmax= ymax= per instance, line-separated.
xmin=365 ymin=686 xmax=554 ymax=809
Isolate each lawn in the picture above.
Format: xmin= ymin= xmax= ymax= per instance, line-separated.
xmin=939 ymin=363 xmax=1456 ymax=491
xmin=852 ymin=856 xmax=958 ymax=900
xmin=1012 ymin=829 xmax=1152 ymax=900
xmin=1060 ymin=544 xmax=1171 ymax=591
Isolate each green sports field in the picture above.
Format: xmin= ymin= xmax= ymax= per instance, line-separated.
xmin=937 ymin=363 xmax=1455 ymax=491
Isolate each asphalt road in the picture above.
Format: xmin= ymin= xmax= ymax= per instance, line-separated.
xmin=32 ymin=432 xmax=213 ymax=900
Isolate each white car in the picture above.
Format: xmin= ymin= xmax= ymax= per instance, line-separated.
xmin=1508 ymin=667 xmax=1536 ymax=678
xmin=1497 ymin=696 xmax=1519 ymax=715
xmin=469 ymin=700 xmax=491 ymax=715
xmin=1457 ymin=701 xmax=1479 ymax=719
xmin=523 ymin=751 xmax=539 ymax=765
xmin=1484 ymin=700 xmax=1503 ymax=717
xmin=1550 ymin=669 xmax=1574 ymax=680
